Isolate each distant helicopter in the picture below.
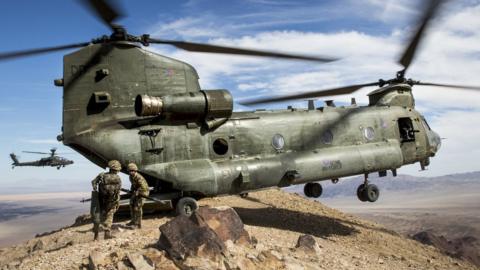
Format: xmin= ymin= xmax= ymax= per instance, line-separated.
xmin=10 ymin=148 xmax=74 ymax=170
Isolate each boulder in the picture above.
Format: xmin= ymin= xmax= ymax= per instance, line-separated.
xmin=192 ymin=206 xmax=249 ymax=243
xmin=158 ymin=206 xmax=250 ymax=260
xmin=158 ymin=214 xmax=225 ymax=260
xmin=295 ymin=234 xmax=319 ymax=253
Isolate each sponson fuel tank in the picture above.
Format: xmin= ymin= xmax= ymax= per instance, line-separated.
xmin=142 ymin=140 xmax=403 ymax=196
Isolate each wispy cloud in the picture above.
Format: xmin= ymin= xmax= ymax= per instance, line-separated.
xmin=22 ymin=139 xmax=60 ymax=145
xmin=146 ymin=1 xmax=480 ymax=176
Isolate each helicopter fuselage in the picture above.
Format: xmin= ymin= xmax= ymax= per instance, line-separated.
xmin=60 ymin=43 xmax=441 ymax=198
xmin=66 ymin=103 xmax=439 ymax=196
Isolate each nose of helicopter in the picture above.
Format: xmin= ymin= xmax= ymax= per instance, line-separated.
xmin=429 ymin=130 xmax=442 ymax=155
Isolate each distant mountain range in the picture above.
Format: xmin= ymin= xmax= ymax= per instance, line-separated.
xmin=284 ymin=171 xmax=480 ymax=198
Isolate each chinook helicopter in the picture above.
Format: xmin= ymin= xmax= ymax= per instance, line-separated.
xmin=1 ymin=0 xmax=479 ymax=215
xmin=10 ymin=148 xmax=74 ymax=170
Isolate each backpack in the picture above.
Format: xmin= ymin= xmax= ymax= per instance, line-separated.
xmin=98 ymin=173 xmax=121 ymax=200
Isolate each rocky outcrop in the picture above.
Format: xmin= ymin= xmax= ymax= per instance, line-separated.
xmin=0 ymin=189 xmax=477 ymax=270
xmin=412 ymin=231 xmax=480 ymax=267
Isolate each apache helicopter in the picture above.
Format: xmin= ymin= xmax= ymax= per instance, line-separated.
xmin=10 ymin=148 xmax=74 ymax=170
xmin=1 ymin=0 xmax=479 ymax=215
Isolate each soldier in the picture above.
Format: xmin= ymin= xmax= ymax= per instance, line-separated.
xmin=126 ymin=163 xmax=149 ymax=229
xmin=91 ymin=160 xmax=122 ymax=240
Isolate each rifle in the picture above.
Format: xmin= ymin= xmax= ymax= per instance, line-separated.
xmin=90 ymin=191 xmax=101 ymax=240
xmin=80 ymin=189 xmax=168 ymax=205
xmin=120 ymin=188 xmax=166 ymax=204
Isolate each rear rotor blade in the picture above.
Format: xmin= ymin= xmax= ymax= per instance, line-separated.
xmin=416 ymin=82 xmax=480 ymax=91
xmin=0 ymin=42 xmax=90 ymax=61
xmin=239 ymin=82 xmax=379 ymax=105
xmin=147 ymin=38 xmax=338 ymax=63
xmin=80 ymin=0 xmax=123 ymax=31
xmin=23 ymin=151 xmax=49 ymax=155
xmin=398 ymin=0 xmax=443 ymax=73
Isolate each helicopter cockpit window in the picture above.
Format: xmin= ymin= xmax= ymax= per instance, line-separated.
xmin=398 ymin=117 xmax=415 ymax=142
xmin=213 ymin=138 xmax=229 ymax=155
xmin=272 ymin=134 xmax=285 ymax=150
xmin=421 ymin=117 xmax=431 ymax=130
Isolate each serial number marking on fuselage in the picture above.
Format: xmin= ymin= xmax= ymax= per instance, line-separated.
xmin=322 ymin=160 xmax=342 ymax=171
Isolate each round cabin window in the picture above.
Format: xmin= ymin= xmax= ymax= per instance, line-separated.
xmin=272 ymin=134 xmax=285 ymax=150
xmin=321 ymin=130 xmax=333 ymax=144
xmin=364 ymin=127 xmax=375 ymax=141
xmin=213 ymin=138 xmax=229 ymax=155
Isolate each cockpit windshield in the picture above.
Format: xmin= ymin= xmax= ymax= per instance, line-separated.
xmin=421 ymin=117 xmax=431 ymax=130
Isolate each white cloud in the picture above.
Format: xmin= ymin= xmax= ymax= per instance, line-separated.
xmin=149 ymin=17 xmax=224 ymax=39
xmin=146 ymin=1 xmax=480 ymax=176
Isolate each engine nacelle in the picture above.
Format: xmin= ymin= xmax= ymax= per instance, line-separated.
xmin=135 ymin=89 xmax=233 ymax=119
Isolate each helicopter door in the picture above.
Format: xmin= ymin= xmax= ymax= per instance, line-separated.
xmin=397 ymin=117 xmax=418 ymax=164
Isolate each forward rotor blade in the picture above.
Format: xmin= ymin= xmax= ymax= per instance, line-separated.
xmin=416 ymin=82 xmax=480 ymax=91
xmin=23 ymin=151 xmax=49 ymax=155
xmin=0 ymin=42 xmax=90 ymax=61
xmin=398 ymin=0 xmax=443 ymax=72
xmin=147 ymin=38 xmax=338 ymax=63
xmin=239 ymin=82 xmax=379 ymax=105
xmin=81 ymin=0 xmax=123 ymax=31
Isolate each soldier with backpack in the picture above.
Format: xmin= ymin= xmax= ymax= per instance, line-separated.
xmin=91 ymin=160 xmax=122 ymax=240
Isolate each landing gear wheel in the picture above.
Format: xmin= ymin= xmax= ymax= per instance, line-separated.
xmin=175 ymin=197 xmax=198 ymax=217
xmin=357 ymin=184 xmax=367 ymax=202
xmin=240 ymin=193 xmax=248 ymax=198
xmin=357 ymin=184 xmax=379 ymax=202
xmin=304 ymin=183 xmax=322 ymax=198
xmin=304 ymin=184 xmax=312 ymax=197
xmin=365 ymin=184 xmax=379 ymax=202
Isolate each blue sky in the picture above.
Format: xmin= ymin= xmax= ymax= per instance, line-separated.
xmin=0 ymin=0 xmax=479 ymax=194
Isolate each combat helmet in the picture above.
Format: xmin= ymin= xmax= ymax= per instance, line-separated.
xmin=107 ymin=160 xmax=121 ymax=171
xmin=127 ymin=163 xmax=138 ymax=171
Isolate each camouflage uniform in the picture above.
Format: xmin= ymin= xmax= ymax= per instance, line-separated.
xmin=91 ymin=162 xmax=121 ymax=239
xmin=128 ymin=168 xmax=149 ymax=227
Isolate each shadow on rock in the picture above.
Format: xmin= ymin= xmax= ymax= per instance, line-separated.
xmin=234 ymin=206 xmax=357 ymax=237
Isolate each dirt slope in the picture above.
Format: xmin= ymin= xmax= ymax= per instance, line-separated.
xmin=0 ymin=189 xmax=476 ymax=270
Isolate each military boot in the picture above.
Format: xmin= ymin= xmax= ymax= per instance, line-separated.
xmin=126 ymin=221 xmax=135 ymax=226
xmin=104 ymin=230 xmax=115 ymax=239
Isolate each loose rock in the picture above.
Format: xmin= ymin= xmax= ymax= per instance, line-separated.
xmin=127 ymin=253 xmax=154 ymax=270
xmin=88 ymin=251 xmax=107 ymax=270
